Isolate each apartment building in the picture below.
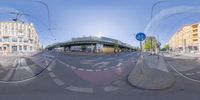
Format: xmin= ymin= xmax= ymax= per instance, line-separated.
xmin=168 ymin=23 xmax=200 ymax=53
xmin=0 ymin=21 xmax=40 ymax=55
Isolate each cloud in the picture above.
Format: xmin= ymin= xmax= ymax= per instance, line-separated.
xmin=145 ymin=6 xmax=200 ymax=35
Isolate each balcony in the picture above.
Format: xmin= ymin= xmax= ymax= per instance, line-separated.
xmin=193 ymin=29 xmax=198 ymax=32
xmin=192 ymin=24 xmax=198 ymax=28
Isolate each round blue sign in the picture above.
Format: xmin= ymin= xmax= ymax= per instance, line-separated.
xmin=136 ymin=32 xmax=146 ymax=41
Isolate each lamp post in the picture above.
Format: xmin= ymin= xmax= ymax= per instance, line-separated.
xmin=150 ymin=0 xmax=167 ymax=56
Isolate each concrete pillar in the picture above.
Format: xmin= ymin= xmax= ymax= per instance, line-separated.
xmin=91 ymin=44 xmax=95 ymax=53
xmin=68 ymin=46 xmax=71 ymax=52
xmin=64 ymin=46 xmax=67 ymax=53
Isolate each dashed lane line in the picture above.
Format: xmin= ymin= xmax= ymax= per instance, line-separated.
xmin=56 ymin=59 xmax=71 ymax=68
xmin=0 ymin=70 xmax=3 ymax=73
xmin=47 ymin=60 xmax=56 ymax=71
xmin=77 ymin=68 xmax=84 ymax=71
xmin=65 ymin=86 xmax=93 ymax=93
xmin=2 ymin=69 xmax=15 ymax=81
xmin=53 ymin=78 xmax=65 ymax=86
xmin=49 ymin=72 xmax=56 ymax=78
xmin=95 ymin=69 xmax=102 ymax=72
xmin=197 ymin=71 xmax=200 ymax=74
xmin=104 ymin=86 xmax=119 ymax=92
xmin=70 ymin=66 xmax=77 ymax=70
xmin=116 ymin=63 xmax=122 ymax=67
xmin=186 ymin=73 xmax=195 ymax=76
xmin=86 ymin=69 xmax=93 ymax=72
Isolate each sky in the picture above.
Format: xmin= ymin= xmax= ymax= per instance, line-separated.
xmin=0 ymin=0 xmax=200 ymax=47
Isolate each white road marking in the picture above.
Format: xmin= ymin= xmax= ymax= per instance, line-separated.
xmin=86 ymin=69 xmax=93 ymax=72
xmin=77 ymin=68 xmax=84 ymax=71
xmin=53 ymin=78 xmax=65 ymax=86
xmin=49 ymin=72 xmax=56 ymax=78
xmin=95 ymin=69 xmax=102 ymax=72
xmin=2 ymin=69 xmax=15 ymax=81
xmin=197 ymin=71 xmax=200 ymax=74
xmin=92 ymin=62 xmax=109 ymax=68
xmin=65 ymin=86 xmax=93 ymax=93
xmin=0 ymin=70 xmax=3 ymax=73
xmin=71 ymin=66 xmax=77 ymax=70
xmin=117 ymin=63 xmax=122 ymax=67
xmin=103 ymin=68 xmax=109 ymax=71
xmin=186 ymin=73 xmax=195 ymax=76
xmin=57 ymin=59 xmax=70 ymax=68
xmin=104 ymin=86 xmax=119 ymax=92
xmin=17 ymin=58 xmax=34 ymax=74
xmin=12 ymin=59 xmax=18 ymax=67
xmin=167 ymin=61 xmax=200 ymax=83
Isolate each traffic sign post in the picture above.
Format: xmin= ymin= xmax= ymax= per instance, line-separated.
xmin=136 ymin=32 xmax=146 ymax=52
xmin=135 ymin=32 xmax=146 ymax=74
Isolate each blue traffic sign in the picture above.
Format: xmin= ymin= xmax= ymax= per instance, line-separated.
xmin=136 ymin=32 xmax=146 ymax=41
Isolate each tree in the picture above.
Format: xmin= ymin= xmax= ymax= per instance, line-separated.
xmin=162 ymin=44 xmax=169 ymax=51
xmin=114 ymin=42 xmax=120 ymax=53
xmin=144 ymin=37 xmax=156 ymax=51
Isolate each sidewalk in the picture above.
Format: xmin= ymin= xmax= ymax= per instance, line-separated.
xmin=128 ymin=53 xmax=175 ymax=90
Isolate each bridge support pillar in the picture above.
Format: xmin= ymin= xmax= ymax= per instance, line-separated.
xmin=95 ymin=43 xmax=103 ymax=53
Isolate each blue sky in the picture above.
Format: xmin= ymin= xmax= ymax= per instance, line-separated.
xmin=0 ymin=0 xmax=200 ymax=47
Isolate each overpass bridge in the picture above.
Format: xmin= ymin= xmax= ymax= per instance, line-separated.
xmin=45 ymin=36 xmax=136 ymax=53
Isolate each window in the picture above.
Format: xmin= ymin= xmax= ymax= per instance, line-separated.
xmin=3 ymin=37 xmax=9 ymax=42
xmin=24 ymin=39 xmax=28 ymax=43
xmin=19 ymin=38 xmax=22 ymax=42
xmin=19 ymin=46 xmax=22 ymax=50
xmin=24 ymin=46 xmax=27 ymax=51
xmin=12 ymin=38 xmax=17 ymax=42
xmin=30 ymin=46 xmax=32 ymax=51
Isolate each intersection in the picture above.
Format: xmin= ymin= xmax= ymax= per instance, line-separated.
xmin=0 ymin=51 xmax=200 ymax=100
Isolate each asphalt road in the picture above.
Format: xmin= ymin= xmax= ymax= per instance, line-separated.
xmin=0 ymin=51 xmax=200 ymax=100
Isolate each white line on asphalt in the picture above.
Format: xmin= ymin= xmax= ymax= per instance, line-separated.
xmin=0 ymin=70 xmax=3 ymax=73
xmin=49 ymin=72 xmax=56 ymax=78
xmin=57 ymin=59 xmax=71 ymax=68
xmin=197 ymin=71 xmax=200 ymax=74
xmin=70 ymin=66 xmax=77 ymax=70
xmin=2 ymin=69 xmax=15 ymax=81
xmin=12 ymin=59 xmax=18 ymax=67
xmin=86 ymin=69 xmax=93 ymax=72
xmin=116 ymin=63 xmax=122 ymax=67
xmin=47 ymin=60 xmax=56 ymax=71
xmin=104 ymin=86 xmax=119 ymax=92
xmin=186 ymin=73 xmax=195 ymax=76
xmin=103 ymin=68 xmax=109 ymax=71
xmin=65 ymin=86 xmax=93 ymax=93
xmin=95 ymin=69 xmax=102 ymax=72
xmin=53 ymin=78 xmax=65 ymax=86
xmin=77 ymin=68 xmax=84 ymax=71
xmin=167 ymin=61 xmax=200 ymax=83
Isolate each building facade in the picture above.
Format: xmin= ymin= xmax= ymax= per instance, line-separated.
xmin=0 ymin=21 xmax=40 ymax=55
xmin=168 ymin=23 xmax=200 ymax=53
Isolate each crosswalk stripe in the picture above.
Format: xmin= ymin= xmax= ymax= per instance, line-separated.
xmin=65 ymin=86 xmax=93 ymax=93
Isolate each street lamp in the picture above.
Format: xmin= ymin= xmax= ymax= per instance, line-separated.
xmin=150 ymin=0 xmax=168 ymax=56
